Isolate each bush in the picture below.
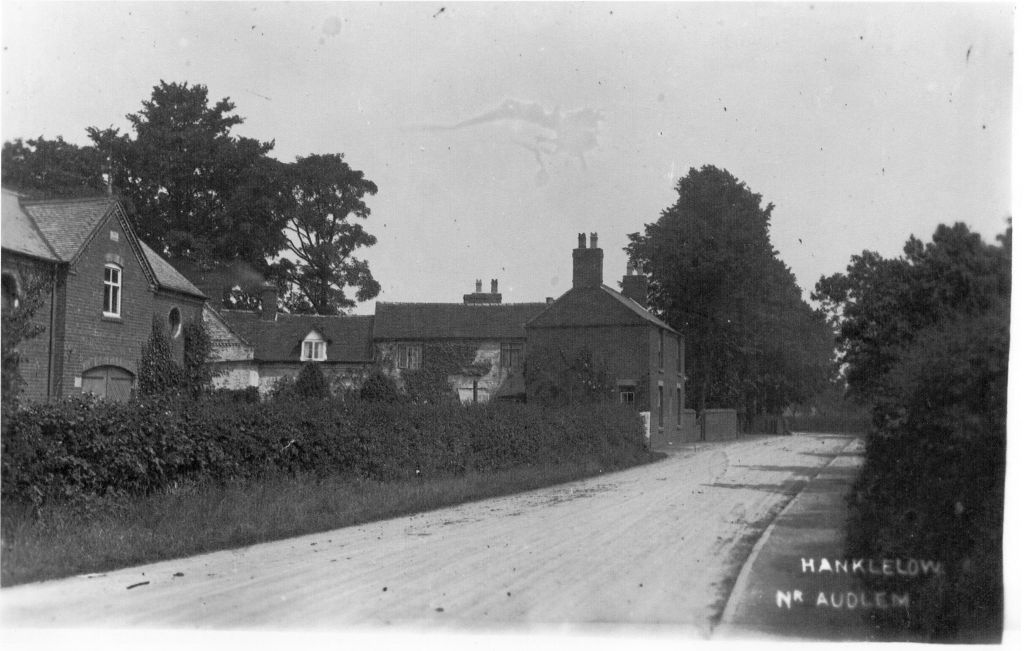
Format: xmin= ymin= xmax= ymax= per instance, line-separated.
xmin=1 ymin=398 xmax=648 ymax=508
xmin=359 ymin=369 xmax=402 ymax=403
xmin=294 ymin=363 xmax=330 ymax=400
xmin=138 ymin=317 xmax=183 ymax=397
xmin=846 ymin=307 xmax=1008 ymax=641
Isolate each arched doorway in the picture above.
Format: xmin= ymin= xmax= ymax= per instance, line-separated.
xmin=81 ymin=365 xmax=134 ymax=402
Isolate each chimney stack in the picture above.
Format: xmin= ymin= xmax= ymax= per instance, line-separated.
xmin=260 ymin=282 xmax=278 ymax=321
xmin=621 ymin=263 xmax=649 ymax=308
xmin=572 ymin=232 xmax=603 ymax=289
xmin=464 ymin=278 xmax=502 ymax=304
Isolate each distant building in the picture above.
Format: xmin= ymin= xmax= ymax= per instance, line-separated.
xmin=1 ymin=189 xmax=206 ymax=402
xmin=526 ymin=233 xmax=691 ymax=447
xmin=192 ymin=232 xmax=695 ymax=444
xmin=209 ymin=284 xmax=375 ymax=395
xmin=372 ymin=292 xmax=547 ymax=403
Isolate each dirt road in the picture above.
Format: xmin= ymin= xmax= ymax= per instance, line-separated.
xmin=1 ymin=434 xmax=855 ymax=633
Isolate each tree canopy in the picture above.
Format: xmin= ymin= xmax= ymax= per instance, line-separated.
xmin=274 ymin=153 xmax=381 ymax=314
xmin=2 ymin=81 xmax=383 ymax=315
xmin=813 ymin=220 xmax=1011 ymax=406
xmin=1 ymin=137 xmax=107 ymax=198
xmin=88 ymin=81 xmax=290 ymax=268
xmin=627 ymin=165 xmax=834 ymax=416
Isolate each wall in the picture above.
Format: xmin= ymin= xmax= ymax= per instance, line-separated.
xmin=703 ymin=408 xmax=739 ymax=441
xmin=647 ymin=328 xmax=686 ymax=444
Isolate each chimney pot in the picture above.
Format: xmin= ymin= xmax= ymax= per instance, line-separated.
xmin=475 ymin=279 xmax=482 ymax=293
xmin=589 ymin=232 xmax=598 ymax=249
xmin=491 ymin=279 xmax=498 ymax=293
xmin=546 ymin=297 xmax=554 ymax=304
xmin=577 ymin=233 xmax=586 ymax=249
xmin=259 ymin=282 xmax=278 ymax=321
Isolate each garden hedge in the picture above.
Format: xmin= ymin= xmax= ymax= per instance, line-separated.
xmin=1 ymin=395 xmax=648 ymax=506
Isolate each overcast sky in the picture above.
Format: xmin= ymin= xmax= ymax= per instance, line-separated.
xmin=1 ymin=2 xmax=1014 ymax=315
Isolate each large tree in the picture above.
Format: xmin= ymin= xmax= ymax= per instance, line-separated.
xmin=275 ymin=153 xmax=381 ymax=315
xmin=813 ymin=221 xmax=1011 ymax=407
xmin=1 ymin=137 xmax=107 ymax=198
xmin=627 ymin=165 xmax=833 ymax=417
xmin=87 ymin=81 xmax=289 ymax=268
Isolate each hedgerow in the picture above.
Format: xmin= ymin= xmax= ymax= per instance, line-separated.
xmin=1 ymin=397 xmax=647 ymax=508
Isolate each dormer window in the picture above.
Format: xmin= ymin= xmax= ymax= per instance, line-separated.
xmin=301 ymin=330 xmax=327 ymax=361
xmin=103 ymin=264 xmax=122 ymax=317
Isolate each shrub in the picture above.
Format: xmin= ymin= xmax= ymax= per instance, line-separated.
xmin=1 ymin=267 xmax=52 ymax=414
xmin=182 ymin=318 xmax=212 ymax=399
xmin=294 ymin=362 xmax=330 ymax=400
xmin=359 ymin=369 xmax=402 ymax=403
xmin=846 ymin=306 xmax=1008 ymax=641
xmin=138 ymin=317 xmax=183 ymax=397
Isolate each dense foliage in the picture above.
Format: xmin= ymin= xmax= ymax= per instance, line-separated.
xmin=182 ymin=319 xmax=213 ymax=399
xmin=3 ymin=81 xmax=382 ymax=315
xmin=1 ymin=268 xmax=53 ymax=413
xmin=626 ymin=165 xmax=834 ymax=416
xmin=526 ymin=344 xmax=617 ymax=406
xmin=816 ymin=222 xmax=1010 ymax=641
xmin=1 ymin=397 xmax=648 ymax=507
xmin=294 ymin=362 xmax=331 ymax=400
xmin=1 ymin=137 xmax=107 ymax=198
xmin=137 ymin=317 xmax=184 ymax=396
xmin=277 ymin=153 xmax=381 ymax=314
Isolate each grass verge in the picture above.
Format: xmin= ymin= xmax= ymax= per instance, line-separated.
xmin=1 ymin=453 xmax=663 ymax=587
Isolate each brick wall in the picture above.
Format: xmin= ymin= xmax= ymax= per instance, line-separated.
xmin=56 ymin=213 xmax=203 ymax=399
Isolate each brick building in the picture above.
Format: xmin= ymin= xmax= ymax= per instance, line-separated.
xmin=1 ymin=189 xmax=206 ymax=402
xmin=525 ymin=233 xmax=693 ymax=447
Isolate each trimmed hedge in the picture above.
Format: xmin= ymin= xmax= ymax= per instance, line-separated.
xmin=1 ymin=395 xmax=648 ymax=506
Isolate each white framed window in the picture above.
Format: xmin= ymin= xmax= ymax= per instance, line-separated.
xmin=103 ymin=264 xmax=121 ymax=317
xmin=396 ymin=343 xmax=422 ymax=370
xmin=300 ymin=330 xmax=327 ymax=361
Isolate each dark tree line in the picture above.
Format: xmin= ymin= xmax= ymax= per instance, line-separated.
xmin=3 ymin=81 xmax=380 ymax=315
xmin=627 ymin=165 xmax=835 ymax=420
xmin=812 ymin=222 xmax=1010 ymax=640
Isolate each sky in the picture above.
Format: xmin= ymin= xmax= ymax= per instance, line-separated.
xmin=1 ymin=1 xmax=1015 ymax=315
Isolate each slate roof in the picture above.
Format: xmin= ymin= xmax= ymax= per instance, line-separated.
xmin=1 ymin=189 xmax=59 ymax=261
xmin=2 ymin=190 xmax=205 ymax=299
xmin=525 ymin=285 xmax=681 ymax=335
xmin=139 ymin=241 xmax=206 ymax=299
xmin=19 ymin=195 xmax=115 ymax=262
xmin=373 ymin=302 xmax=549 ymax=340
xmin=219 ymin=311 xmax=375 ymax=363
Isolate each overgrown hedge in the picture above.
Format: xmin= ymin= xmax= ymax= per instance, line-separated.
xmin=845 ymin=309 xmax=1007 ymax=641
xmin=1 ymin=396 xmax=648 ymax=507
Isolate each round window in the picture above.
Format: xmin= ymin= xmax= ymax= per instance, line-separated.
xmin=168 ymin=307 xmax=182 ymax=338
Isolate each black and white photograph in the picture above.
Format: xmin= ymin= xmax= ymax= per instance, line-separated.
xmin=0 ymin=1 xmax=1016 ymax=646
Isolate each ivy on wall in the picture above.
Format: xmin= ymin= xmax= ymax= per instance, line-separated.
xmin=525 ymin=343 xmax=617 ymax=406
xmin=388 ymin=341 xmax=489 ymax=404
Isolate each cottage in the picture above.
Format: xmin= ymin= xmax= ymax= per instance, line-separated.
xmin=525 ymin=233 xmax=693 ymax=446
xmin=210 ymin=284 xmax=375 ymax=395
xmin=1 ymin=189 xmax=206 ymax=402
xmin=372 ymin=286 xmax=547 ymax=403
